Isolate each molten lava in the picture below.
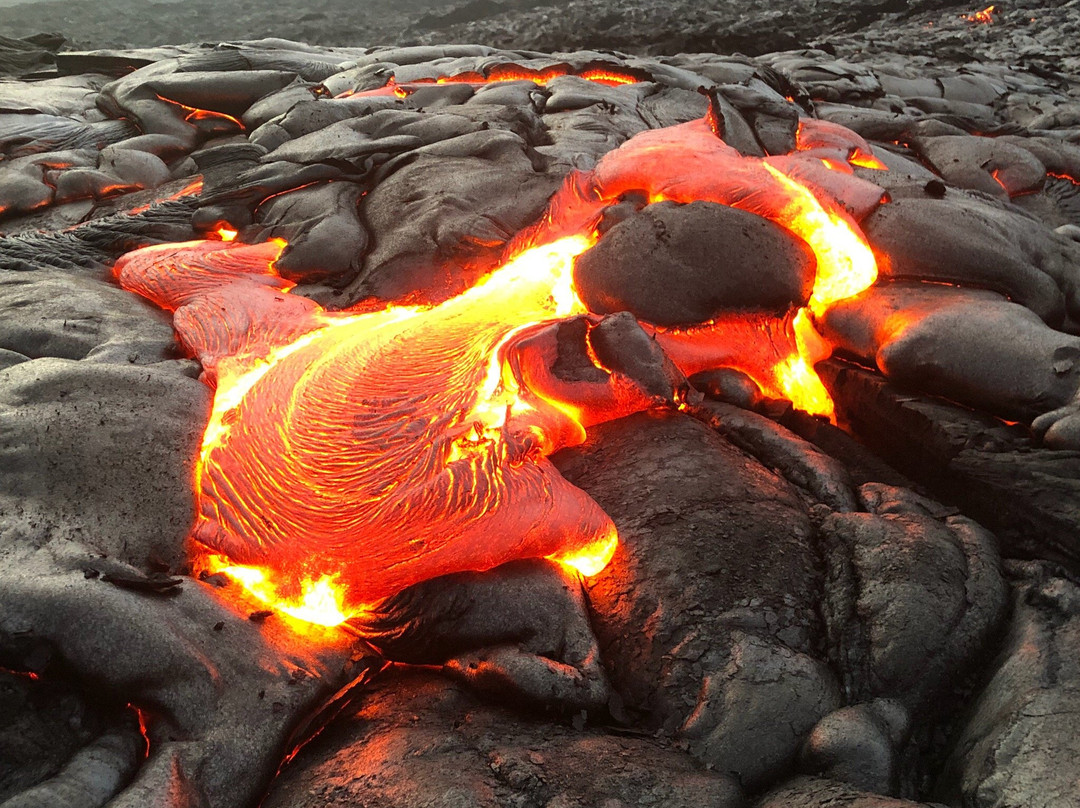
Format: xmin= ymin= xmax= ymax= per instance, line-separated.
xmin=521 ymin=115 xmax=879 ymax=416
xmin=117 ymin=234 xmax=631 ymax=620
xmin=115 ymin=103 xmax=881 ymax=626
xmin=199 ymin=553 xmax=349 ymax=627
xmin=962 ymin=5 xmax=997 ymax=23
xmin=155 ymin=95 xmax=244 ymax=131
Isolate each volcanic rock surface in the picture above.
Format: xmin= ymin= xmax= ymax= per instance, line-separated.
xmin=0 ymin=27 xmax=1079 ymax=808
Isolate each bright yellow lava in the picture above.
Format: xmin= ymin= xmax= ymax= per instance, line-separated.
xmin=201 ymin=554 xmax=350 ymax=627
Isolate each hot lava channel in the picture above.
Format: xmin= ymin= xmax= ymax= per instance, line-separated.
xmin=115 ymin=105 xmax=882 ymax=630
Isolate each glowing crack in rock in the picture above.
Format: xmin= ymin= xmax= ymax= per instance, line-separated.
xmin=339 ymin=63 xmax=646 ymax=99
xmin=115 ymin=107 xmax=880 ymax=627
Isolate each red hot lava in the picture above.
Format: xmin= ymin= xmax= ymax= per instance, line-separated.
xmin=115 ymin=88 xmax=882 ymax=629
xmin=962 ymin=5 xmax=997 ymax=23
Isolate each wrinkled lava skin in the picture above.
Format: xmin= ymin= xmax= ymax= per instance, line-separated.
xmin=117 ymin=237 xmax=627 ymax=608
xmin=115 ymin=113 xmax=880 ymax=613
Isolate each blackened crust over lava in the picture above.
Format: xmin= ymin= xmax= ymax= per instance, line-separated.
xmin=574 ymin=200 xmax=817 ymax=324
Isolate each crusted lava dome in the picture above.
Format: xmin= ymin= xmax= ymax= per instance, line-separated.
xmin=574 ymin=200 xmax=817 ymax=326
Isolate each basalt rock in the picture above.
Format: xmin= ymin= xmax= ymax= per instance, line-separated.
xmin=0 ymin=267 xmax=177 ymax=363
xmin=247 ymin=180 xmax=368 ymax=286
xmin=261 ymin=669 xmax=745 ymax=808
xmin=554 ymin=412 xmax=838 ymax=788
xmin=0 ymin=358 xmax=208 ymax=571
xmin=1 ymin=32 xmax=1080 ymax=808
xmin=757 ymin=776 xmax=945 ymax=808
xmin=573 ymin=200 xmax=817 ymax=325
xmin=862 ymin=196 xmax=1080 ymax=326
xmin=937 ymin=562 xmax=1080 ymax=808
xmin=819 ymin=483 xmax=1007 ymax=711
xmin=345 ymin=129 xmax=562 ymax=303
xmin=820 ymin=283 xmax=1080 ymax=423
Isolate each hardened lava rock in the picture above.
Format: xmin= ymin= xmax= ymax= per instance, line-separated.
xmin=0 ymin=34 xmax=1079 ymax=808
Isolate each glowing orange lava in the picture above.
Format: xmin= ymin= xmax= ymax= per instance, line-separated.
xmin=962 ymin=5 xmax=996 ymax=23
xmin=116 ymin=107 xmax=881 ymax=626
xmin=199 ymin=554 xmax=349 ymax=626
xmin=850 ymin=148 xmax=889 ymax=171
xmin=426 ymin=64 xmax=642 ymax=87
xmin=522 ymin=115 xmax=879 ymax=417
xmin=117 ymin=234 xmax=633 ymax=622
xmin=1048 ymin=171 xmax=1080 ymax=186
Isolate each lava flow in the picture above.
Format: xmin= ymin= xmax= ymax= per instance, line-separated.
xmin=962 ymin=5 xmax=997 ymax=24
xmin=115 ymin=103 xmax=880 ymax=629
xmin=118 ymin=233 xmax=628 ymax=625
xmin=523 ymin=112 xmax=880 ymax=416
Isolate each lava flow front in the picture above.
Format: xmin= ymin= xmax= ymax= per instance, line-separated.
xmin=115 ymin=103 xmax=880 ymax=629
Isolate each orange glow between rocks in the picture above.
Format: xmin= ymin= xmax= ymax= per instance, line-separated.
xmin=154 ymin=95 xmax=245 ymax=130
xmin=550 ymin=531 xmax=620 ymax=577
xmin=427 ymin=64 xmax=642 ymax=87
xmin=1048 ymin=170 xmax=1080 ymax=186
xmin=525 ymin=116 xmax=879 ymax=417
xmin=116 ymin=99 xmax=883 ymax=627
xmin=340 ymin=64 xmax=643 ymax=99
xmin=759 ymin=162 xmax=878 ymax=319
xmin=962 ymin=5 xmax=997 ymax=23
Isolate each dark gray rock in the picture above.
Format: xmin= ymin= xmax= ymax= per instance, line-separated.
xmin=249 ymin=181 xmax=367 ymax=286
xmin=130 ymin=69 xmax=299 ymax=119
xmin=0 ymin=671 xmax=118 ymax=802
xmin=0 ymin=114 xmax=135 ymax=159
xmin=822 ymin=361 xmax=1080 ymax=572
xmin=0 ymin=198 xmax=200 ymax=273
xmin=717 ymin=82 xmax=798 ymax=155
xmin=574 ymin=200 xmax=816 ymax=325
xmin=261 ymin=669 xmax=745 ymax=808
xmin=756 ymin=776 xmax=944 ymax=808
xmin=937 ymin=561 xmax=1080 ymax=808
xmin=353 ymin=559 xmax=612 ymax=711
xmin=0 ymin=537 xmax=362 ymax=808
xmin=820 ymin=484 xmax=1007 ymax=709
xmin=863 ymin=196 xmax=1080 ymax=326
xmin=0 ymin=268 xmax=177 ymax=363
xmin=820 ymin=283 xmax=1080 ymax=424
xmin=691 ymin=400 xmax=858 ymax=513
xmin=554 ymin=412 xmax=839 ymax=788
xmin=759 ymin=52 xmax=882 ymax=104
xmin=345 ymin=129 xmax=562 ymax=303
xmin=0 ymin=168 xmax=53 ymax=219
xmin=52 ymin=167 xmax=131 ymax=204
xmin=241 ymin=81 xmax=325 ymax=131
xmin=98 ymin=144 xmax=172 ymax=190
xmin=262 ymin=118 xmax=425 ymax=166
xmin=798 ymin=699 xmax=911 ymax=794
xmin=914 ymin=135 xmax=1045 ymax=199
xmin=539 ymin=78 xmax=653 ymax=170
xmin=0 ymin=358 xmax=208 ymax=571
